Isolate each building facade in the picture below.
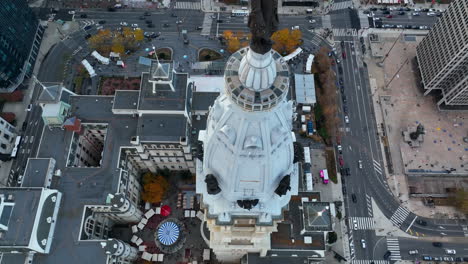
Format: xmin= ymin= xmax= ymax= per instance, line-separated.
xmin=416 ymin=0 xmax=468 ymax=106
xmin=0 ymin=117 xmax=16 ymax=156
xmin=0 ymin=0 xmax=43 ymax=92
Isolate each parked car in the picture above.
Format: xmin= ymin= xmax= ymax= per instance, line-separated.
xmin=351 ymin=194 xmax=357 ymax=203
xmin=68 ymin=10 xmax=75 ymax=14
xmin=147 ymin=24 xmax=154 ymax=28
xmin=84 ymin=25 xmax=92 ymax=30
xmin=358 ymin=160 xmax=363 ymax=169
xmin=196 ymin=26 xmax=203 ymax=30
xmin=427 ymin=12 xmax=437 ymax=16
xmin=342 ymin=51 xmax=346 ymax=59
xmin=344 ymin=115 xmax=349 ymax=124
xmin=396 ymin=25 xmax=404 ymax=28
xmin=85 ymin=33 xmax=92 ymax=39
xmin=80 ymin=14 xmax=87 ymax=18
xmin=338 ymin=67 xmax=343 ymax=74
xmin=398 ymin=11 xmax=405 ymax=15
xmin=408 ymin=250 xmax=418 ymax=255
xmin=120 ymin=22 xmax=128 ymax=26
xmin=26 ymin=104 xmax=32 ymax=111
xmin=343 ymin=105 xmax=348 ymax=113
xmin=342 ymin=186 xmax=347 ymax=195
xmin=340 ymin=87 xmax=344 ymax=94
xmin=361 ymin=239 xmax=366 ymax=249
xmin=412 ymin=12 xmax=420 ymax=16
xmin=385 ymin=14 xmax=393 ymax=18
xmin=339 ymin=156 xmax=344 ymax=167
xmin=445 ymin=249 xmax=456 ymax=255
xmin=337 ymin=144 xmax=342 ymax=154
xmin=455 ymin=257 xmax=463 ymax=262
xmin=342 ymin=95 xmax=347 ymax=104
xmin=336 ymin=59 xmax=341 ymax=64
xmin=422 ymin=256 xmax=433 ymax=261
xmin=98 ymin=20 xmax=106 ymax=24
xmin=345 ymin=168 xmax=350 ymax=176
xmin=444 ymin=257 xmax=454 ymax=262
xmin=131 ymin=23 xmax=138 ymax=28
xmin=163 ymin=23 xmax=170 ymax=27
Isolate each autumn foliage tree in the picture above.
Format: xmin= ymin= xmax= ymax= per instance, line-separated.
xmin=271 ymin=28 xmax=302 ymax=55
xmin=313 ymin=47 xmax=338 ymax=144
xmin=141 ymin=172 xmax=169 ymax=204
xmin=88 ymin=27 xmax=143 ymax=56
xmin=223 ymin=30 xmax=250 ymax=53
xmin=450 ymin=189 xmax=468 ymax=215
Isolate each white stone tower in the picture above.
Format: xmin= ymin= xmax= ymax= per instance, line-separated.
xmin=107 ymin=193 xmax=143 ymax=223
xmin=196 ymin=44 xmax=299 ymax=262
xmin=100 ymin=238 xmax=138 ymax=262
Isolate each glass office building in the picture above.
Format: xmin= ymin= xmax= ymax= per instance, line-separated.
xmin=0 ymin=0 xmax=43 ymax=92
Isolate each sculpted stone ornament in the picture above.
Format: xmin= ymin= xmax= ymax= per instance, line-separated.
xmin=248 ymin=0 xmax=279 ymax=54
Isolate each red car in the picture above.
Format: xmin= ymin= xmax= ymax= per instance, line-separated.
xmin=339 ymin=156 xmax=344 ymax=167
xmin=342 ymin=51 xmax=346 ymax=59
xmin=386 ymin=14 xmax=393 ymax=18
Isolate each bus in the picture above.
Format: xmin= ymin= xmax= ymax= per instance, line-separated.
xmin=303 ymin=147 xmax=311 ymax=164
xmin=10 ymin=136 xmax=22 ymax=158
xmin=320 ymin=169 xmax=329 ymax=184
xmin=231 ymin=10 xmax=249 ymax=17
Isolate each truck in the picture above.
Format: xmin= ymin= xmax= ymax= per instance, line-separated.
xmin=301 ymin=115 xmax=306 ymax=123
xmin=302 ymin=105 xmax=311 ymax=113
xmin=182 ymin=30 xmax=189 ymax=44
xmin=203 ymin=249 xmax=211 ymax=261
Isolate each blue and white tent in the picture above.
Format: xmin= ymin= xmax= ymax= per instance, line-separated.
xmin=157 ymin=221 xmax=180 ymax=245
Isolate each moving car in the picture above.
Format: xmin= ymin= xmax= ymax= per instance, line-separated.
xmin=342 ymin=51 xmax=346 ymax=59
xmin=422 ymin=256 xmax=433 ymax=261
xmin=345 ymin=168 xmax=350 ymax=176
xmin=26 ymin=104 xmax=32 ymax=112
xmin=432 ymin=242 xmax=442 ymax=247
xmin=80 ymin=14 xmax=87 ymax=18
xmin=385 ymin=14 xmax=393 ymax=18
xmin=398 ymin=11 xmax=405 ymax=15
xmin=131 ymin=23 xmax=138 ymax=28
xmin=163 ymin=23 xmax=170 ymax=27
xmin=427 ymin=12 xmax=437 ymax=16
xmin=120 ymin=22 xmax=128 ymax=26
xmin=337 ymin=144 xmax=342 ymax=154
xmin=342 ymin=95 xmax=347 ymax=104
xmin=353 ymin=220 xmax=358 ymax=230
xmin=408 ymin=249 xmax=419 ymax=255
xmin=416 ymin=219 xmax=427 ymax=226
xmin=344 ymin=115 xmax=349 ymax=124
xmin=358 ymin=160 xmax=363 ymax=169
xmin=98 ymin=20 xmax=106 ymax=24
xmin=361 ymin=239 xmax=366 ymax=249
xmin=351 ymin=194 xmax=357 ymax=203
xmin=343 ymin=105 xmax=348 ymax=113
xmin=144 ymin=11 xmax=151 ymax=16
xmin=412 ymin=12 xmax=420 ymax=16
xmin=383 ymin=251 xmax=391 ymax=260
xmin=339 ymin=156 xmax=344 ymax=167
xmin=444 ymin=257 xmax=454 ymax=262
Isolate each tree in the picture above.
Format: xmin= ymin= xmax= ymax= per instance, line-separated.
xmin=227 ymin=38 xmax=241 ymax=53
xmin=314 ymin=47 xmax=331 ymax=74
xmin=141 ymin=173 xmax=169 ymax=204
xmin=271 ymin=28 xmax=302 ymax=55
xmin=111 ymin=42 xmax=125 ymax=55
xmin=134 ymin=28 xmax=144 ymax=41
xmin=327 ymin=231 xmax=338 ymax=244
xmin=223 ymin=30 xmax=234 ymax=40
xmin=450 ymin=189 xmax=468 ymax=215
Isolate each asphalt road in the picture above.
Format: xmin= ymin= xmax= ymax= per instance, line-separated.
xmin=371 ymin=10 xmax=439 ymax=28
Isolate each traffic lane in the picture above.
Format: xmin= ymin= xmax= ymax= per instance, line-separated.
xmin=399 ymin=238 xmax=468 ymax=260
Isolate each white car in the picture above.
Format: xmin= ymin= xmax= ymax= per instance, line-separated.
xmin=358 ymin=160 xmax=363 ymax=169
xmin=120 ymin=22 xmax=128 ymax=26
xmin=427 ymin=12 xmax=437 ymax=16
xmin=396 ymin=25 xmax=404 ymax=28
xmin=26 ymin=104 xmax=32 ymax=112
xmin=344 ymin=115 xmax=349 ymax=124
xmin=445 ymin=249 xmax=456 ymax=255
xmin=131 ymin=23 xmax=138 ymax=28
xmin=353 ymin=220 xmax=358 ymax=230
xmin=361 ymin=239 xmax=366 ymax=249
xmin=414 ymin=8 xmax=421 ymax=12
xmin=68 ymin=11 xmax=75 ymax=15
xmin=412 ymin=12 xmax=420 ymax=16
xmin=408 ymin=250 xmax=419 ymax=255
xmin=309 ymin=19 xmax=316 ymax=23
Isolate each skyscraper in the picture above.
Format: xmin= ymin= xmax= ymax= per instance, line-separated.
xmin=0 ymin=0 xmax=43 ymax=92
xmin=416 ymin=0 xmax=468 ymax=106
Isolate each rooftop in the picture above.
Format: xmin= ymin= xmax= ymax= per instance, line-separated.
xmin=302 ymin=202 xmax=332 ymax=232
xmin=113 ymin=90 xmax=139 ymax=110
xmin=191 ymin=92 xmax=219 ymax=111
xmin=137 ymin=114 xmax=187 ymax=142
xmin=138 ymin=71 xmax=188 ymax=112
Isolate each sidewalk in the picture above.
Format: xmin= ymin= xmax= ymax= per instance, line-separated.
xmin=200 ymin=0 xmax=328 ymax=15
xmin=0 ymin=21 xmax=78 ymax=186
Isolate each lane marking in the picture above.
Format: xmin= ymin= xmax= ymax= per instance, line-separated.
xmin=406 ymin=215 xmax=418 ymax=232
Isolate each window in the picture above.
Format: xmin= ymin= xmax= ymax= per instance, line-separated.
xmin=3 ymin=134 xmax=9 ymax=140
xmin=0 ymin=144 xmax=5 ymax=149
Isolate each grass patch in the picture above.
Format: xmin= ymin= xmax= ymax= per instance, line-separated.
xmin=325 ymin=149 xmax=338 ymax=184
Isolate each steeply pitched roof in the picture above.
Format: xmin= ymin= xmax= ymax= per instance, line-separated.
xmin=38 ymin=85 xmax=62 ymax=104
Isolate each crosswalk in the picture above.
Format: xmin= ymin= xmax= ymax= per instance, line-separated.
xmin=462 ymin=225 xmax=468 ymax=237
xmin=81 ymin=20 xmax=95 ymax=27
xmin=352 ymin=261 xmax=390 ymax=264
xmin=175 ymin=1 xmax=201 ymax=10
xmin=386 ymin=237 xmax=402 ymax=260
xmin=330 ymin=0 xmax=353 ymax=11
xmin=332 ymin=28 xmax=358 ymax=37
xmin=366 ymin=194 xmax=373 ymax=217
xmin=390 ymin=206 xmax=410 ymax=228
xmin=200 ymin=13 xmax=213 ymax=36
xmin=350 ymin=217 xmax=375 ymax=230
xmin=322 ymin=15 xmax=331 ymax=29
xmin=373 ymin=159 xmax=382 ymax=175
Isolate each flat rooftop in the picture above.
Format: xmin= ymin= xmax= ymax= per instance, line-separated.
xmin=137 ymin=114 xmax=187 ymax=142
xmin=138 ymin=72 xmax=188 ymax=112
xmin=113 ymin=90 xmax=139 ymax=110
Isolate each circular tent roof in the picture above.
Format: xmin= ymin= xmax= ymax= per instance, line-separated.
xmin=157 ymin=221 xmax=180 ymax=246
